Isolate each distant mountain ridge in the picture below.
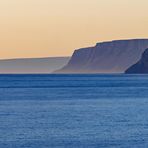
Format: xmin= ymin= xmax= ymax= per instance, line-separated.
xmin=0 ymin=57 xmax=70 ymax=73
xmin=55 ymin=39 xmax=148 ymax=73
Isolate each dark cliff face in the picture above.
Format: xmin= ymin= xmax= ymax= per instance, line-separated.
xmin=55 ymin=39 xmax=148 ymax=73
xmin=125 ymin=48 xmax=148 ymax=74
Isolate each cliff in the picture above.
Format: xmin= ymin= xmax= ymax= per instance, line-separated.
xmin=125 ymin=48 xmax=148 ymax=74
xmin=55 ymin=39 xmax=148 ymax=73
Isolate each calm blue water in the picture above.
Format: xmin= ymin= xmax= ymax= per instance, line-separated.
xmin=1 ymin=74 xmax=148 ymax=148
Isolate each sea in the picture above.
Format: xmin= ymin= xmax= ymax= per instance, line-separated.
xmin=1 ymin=74 xmax=148 ymax=148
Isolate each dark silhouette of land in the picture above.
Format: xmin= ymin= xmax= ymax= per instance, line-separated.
xmin=125 ymin=48 xmax=148 ymax=74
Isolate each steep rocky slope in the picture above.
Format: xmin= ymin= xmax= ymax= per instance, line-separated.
xmin=55 ymin=39 xmax=148 ymax=73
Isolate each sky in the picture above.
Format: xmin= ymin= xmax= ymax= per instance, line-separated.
xmin=0 ymin=0 xmax=148 ymax=59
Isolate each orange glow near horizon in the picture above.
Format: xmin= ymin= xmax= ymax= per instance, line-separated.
xmin=0 ymin=0 xmax=148 ymax=59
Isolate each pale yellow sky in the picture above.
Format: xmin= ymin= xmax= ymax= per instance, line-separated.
xmin=0 ymin=0 xmax=148 ymax=59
